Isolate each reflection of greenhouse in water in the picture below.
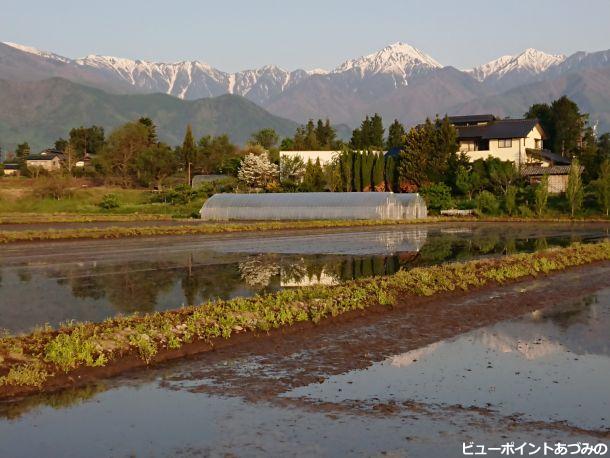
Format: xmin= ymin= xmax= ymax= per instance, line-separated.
xmin=200 ymin=192 xmax=427 ymax=221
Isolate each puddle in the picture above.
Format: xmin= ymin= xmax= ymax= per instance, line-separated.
xmin=285 ymin=290 xmax=610 ymax=431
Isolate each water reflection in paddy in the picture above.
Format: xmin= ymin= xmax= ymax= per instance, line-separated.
xmin=0 ymin=223 xmax=608 ymax=332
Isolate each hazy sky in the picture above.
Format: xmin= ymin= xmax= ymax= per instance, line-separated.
xmin=2 ymin=0 xmax=609 ymax=72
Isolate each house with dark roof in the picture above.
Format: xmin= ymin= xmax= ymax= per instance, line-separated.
xmin=2 ymin=163 xmax=20 ymax=176
xmin=449 ymin=115 xmax=547 ymax=164
xmin=26 ymin=148 xmax=65 ymax=171
xmin=449 ymin=114 xmax=578 ymax=193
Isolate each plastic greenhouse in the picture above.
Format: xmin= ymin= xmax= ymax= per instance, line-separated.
xmin=199 ymin=192 xmax=427 ymax=221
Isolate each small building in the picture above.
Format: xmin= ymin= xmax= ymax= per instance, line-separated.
xmin=200 ymin=192 xmax=427 ymax=221
xmin=279 ymin=151 xmax=341 ymax=167
xmin=26 ymin=148 xmax=65 ymax=171
xmin=2 ymin=163 xmax=20 ymax=176
xmin=449 ymin=115 xmax=546 ymax=164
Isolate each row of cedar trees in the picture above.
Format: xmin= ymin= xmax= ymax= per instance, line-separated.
xmin=336 ymin=151 xmax=399 ymax=192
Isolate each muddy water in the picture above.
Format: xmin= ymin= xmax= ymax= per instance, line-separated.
xmin=1 ymin=264 xmax=609 ymax=457
xmin=0 ymin=222 xmax=609 ymax=332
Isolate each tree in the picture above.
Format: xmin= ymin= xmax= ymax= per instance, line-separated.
xmin=279 ymin=155 xmax=305 ymax=191
xmin=525 ymin=96 xmax=585 ymax=157
xmin=323 ymin=157 xmax=342 ymax=192
xmin=301 ymin=158 xmax=326 ymax=192
xmin=237 ymin=153 xmax=279 ymax=191
xmin=138 ymin=117 xmax=158 ymax=145
xmin=353 ymin=153 xmax=362 ymax=191
xmin=398 ymin=116 xmax=458 ymax=189
xmin=134 ymin=143 xmax=177 ymax=189
xmin=179 ymin=124 xmax=197 ymax=183
xmin=97 ymin=122 xmax=150 ymax=186
xmin=15 ymin=142 xmax=30 ymax=174
xmin=505 ymin=185 xmax=518 ymax=216
xmin=369 ymin=113 xmax=385 ymax=149
xmin=54 ymin=138 xmax=69 ymax=152
xmin=69 ymin=126 xmax=105 ymax=158
xmin=420 ymin=183 xmax=453 ymax=211
xmin=566 ymin=158 xmax=584 ymax=217
xmin=455 ymin=165 xmax=481 ymax=200
xmin=196 ymin=134 xmax=240 ymax=175
xmin=487 ymin=158 xmax=518 ymax=195
xmin=592 ymin=159 xmax=610 ymax=216
xmin=339 ymin=151 xmax=353 ymax=192
xmin=386 ymin=119 xmax=406 ymax=150
xmin=250 ymin=128 xmax=279 ymax=150
xmin=534 ymin=176 xmax=549 ymax=217
xmin=372 ymin=153 xmax=385 ymax=191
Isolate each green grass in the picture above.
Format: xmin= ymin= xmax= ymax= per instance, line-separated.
xmin=0 ymin=183 xmax=205 ymax=218
xmin=1 ymin=241 xmax=609 ymax=396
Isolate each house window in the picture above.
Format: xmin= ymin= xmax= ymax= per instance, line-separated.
xmin=498 ymin=139 xmax=512 ymax=148
xmin=459 ymin=141 xmax=476 ymax=152
xmin=535 ymin=139 xmax=542 ymax=149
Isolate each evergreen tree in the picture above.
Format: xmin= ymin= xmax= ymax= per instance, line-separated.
xmin=250 ymin=128 xmax=279 ymax=150
xmin=385 ymin=156 xmax=397 ymax=192
xmin=301 ymin=158 xmax=325 ymax=191
xmin=180 ymin=124 xmax=196 ymax=169
xmin=361 ymin=152 xmax=374 ymax=191
xmin=372 ymin=153 xmax=385 ymax=191
xmin=353 ymin=153 xmax=362 ymax=192
xmin=339 ymin=151 xmax=353 ymax=191
xmin=369 ymin=113 xmax=384 ymax=149
xmin=138 ymin=117 xmax=158 ymax=145
xmin=69 ymin=125 xmax=105 ymax=158
xmin=386 ymin=119 xmax=406 ymax=149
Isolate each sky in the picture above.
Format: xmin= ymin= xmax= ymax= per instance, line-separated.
xmin=2 ymin=0 xmax=610 ymax=72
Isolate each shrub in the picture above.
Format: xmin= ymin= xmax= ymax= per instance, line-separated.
xmin=420 ymin=183 xmax=453 ymax=211
xmin=98 ymin=193 xmax=120 ymax=210
xmin=32 ymin=175 xmax=73 ymax=200
xmin=505 ymin=185 xmax=517 ymax=216
xmin=476 ymin=190 xmax=500 ymax=215
xmin=534 ymin=176 xmax=549 ymax=217
xmin=518 ymin=204 xmax=534 ymax=217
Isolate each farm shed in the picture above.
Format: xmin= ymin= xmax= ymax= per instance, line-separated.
xmin=200 ymin=192 xmax=427 ymax=221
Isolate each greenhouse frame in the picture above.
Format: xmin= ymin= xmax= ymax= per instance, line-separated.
xmin=199 ymin=192 xmax=427 ymax=221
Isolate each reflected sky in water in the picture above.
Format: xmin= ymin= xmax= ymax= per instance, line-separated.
xmin=0 ymin=222 xmax=608 ymax=332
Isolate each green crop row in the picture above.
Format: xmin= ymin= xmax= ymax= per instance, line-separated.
xmin=1 ymin=241 xmax=609 ymax=394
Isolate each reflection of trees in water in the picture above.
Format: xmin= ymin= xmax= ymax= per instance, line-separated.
xmin=539 ymin=294 xmax=597 ymax=330
xmin=59 ymin=262 xmax=179 ymax=312
xmin=0 ymin=382 xmax=107 ymax=420
xmin=238 ymin=255 xmax=281 ymax=289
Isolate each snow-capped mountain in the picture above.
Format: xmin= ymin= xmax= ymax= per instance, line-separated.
xmin=468 ymin=48 xmax=566 ymax=88
xmin=333 ymin=42 xmax=442 ymax=85
xmin=2 ymin=40 xmax=610 ymax=131
xmin=0 ymin=41 xmax=445 ymax=103
xmin=2 ymin=41 xmax=72 ymax=64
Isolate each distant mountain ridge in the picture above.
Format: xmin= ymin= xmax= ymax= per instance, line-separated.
xmin=0 ymin=77 xmax=298 ymax=151
xmin=2 ymin=40 xmax=610 ymax=142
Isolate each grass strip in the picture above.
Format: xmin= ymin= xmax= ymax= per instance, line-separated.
xmin=1 ymin=217 xmax=609 ymax=244
xmin=1 ymin=241 xmax=609 ymax=395
xmin=0 ymin=214 xmax=175 ymax=225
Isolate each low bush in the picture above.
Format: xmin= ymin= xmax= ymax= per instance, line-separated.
xmin=476 ymin=191 xmax=500 ymax=215
xmin=98 ymin=193 xmax=120 ymax=210
xmin=420 ymin=183 xmax=453 ymax=212
xmin=32 ymin=175 xmax=74 ymax=200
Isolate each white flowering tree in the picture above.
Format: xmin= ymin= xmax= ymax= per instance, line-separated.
xmin=237 ymin=153 xmax=279 ymax=191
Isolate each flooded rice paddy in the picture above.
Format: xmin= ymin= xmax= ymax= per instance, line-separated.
xmin=0 ymin=222 xmax=609 ymax=332
xmin=1 ymin=256 xmax=610 ymax=457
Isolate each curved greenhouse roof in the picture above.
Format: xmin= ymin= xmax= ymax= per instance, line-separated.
xmin=200 ymin=192 xmax=427 ymax=221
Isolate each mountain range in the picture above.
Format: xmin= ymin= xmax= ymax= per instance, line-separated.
xmin=1 ymin=41 xmax=610 ymax=151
